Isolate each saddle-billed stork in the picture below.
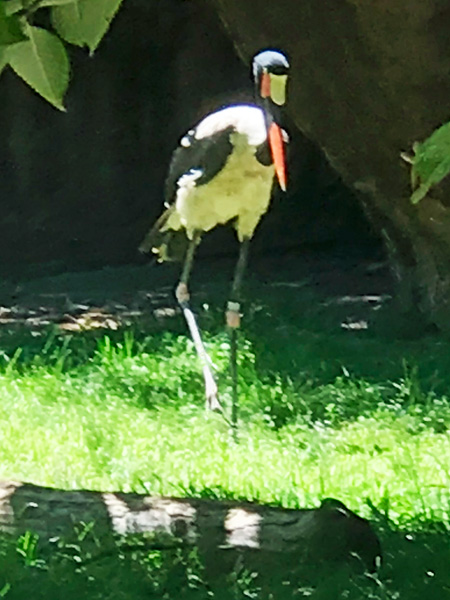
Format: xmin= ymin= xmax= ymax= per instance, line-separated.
xmin=140 ymin=49 xmax=290 ymax=428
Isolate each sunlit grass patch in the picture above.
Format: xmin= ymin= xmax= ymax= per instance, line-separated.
xmin=0 ymin=309 xmax=447 ymax=597
xmin=0 ymin=327 xmax=447 ymax=533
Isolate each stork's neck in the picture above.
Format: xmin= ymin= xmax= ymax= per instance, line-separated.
xmin=260 ymin=97 xmax=282 ymax=135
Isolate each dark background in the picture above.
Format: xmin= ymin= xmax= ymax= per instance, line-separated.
xmin=0 ymin=0 xmax=380 ymax=277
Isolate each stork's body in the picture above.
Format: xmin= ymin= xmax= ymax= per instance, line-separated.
xmin=160 ymin=106 xmax=275 ymax=242
xmin=140 ymin=50 xmax=290 ymax=425
xmin=140 ymin=104 xmax=281 ymax=255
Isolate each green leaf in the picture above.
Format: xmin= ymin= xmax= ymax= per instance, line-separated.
xmin=409 ymin=122 xmax=450 ymax=204
xmin=0 ymin=2 xmax=27 ymax=44
xmin=2 ymin=0 xmax=75 ymax=15
xmin=8 ymin=24 xmax=70 ymax=110
xmin=51 ymin=0 xmax=123 ymax=53
xmin=0 ymin=47 xmax=8 ymax=75
xmin=3 ymin=0 xmax=24 ymax=16
xmin=36 ymin=0 xmax=78 ymax=8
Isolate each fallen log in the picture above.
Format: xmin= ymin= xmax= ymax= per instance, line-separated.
xmin=0 ymin=480 xmax=381 ymax=573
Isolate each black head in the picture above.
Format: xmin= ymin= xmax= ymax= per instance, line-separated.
xmin=252 ymin=49 xmax=290 ymax=106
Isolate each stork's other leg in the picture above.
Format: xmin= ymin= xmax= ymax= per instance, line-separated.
xmin=226 ymin=237 xmax=250 ymax=439
xmin=175 ymin=232 xmax=220 ymax=411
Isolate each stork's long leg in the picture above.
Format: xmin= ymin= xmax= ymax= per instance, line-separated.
xmin=226 ymin=237 xmax=250 ymax=439
xmin=176 ymin=231 xmax=220 ymax=411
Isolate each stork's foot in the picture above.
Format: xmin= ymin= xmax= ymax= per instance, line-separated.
xmin=203 ymin=366 xmax=221 ymax=411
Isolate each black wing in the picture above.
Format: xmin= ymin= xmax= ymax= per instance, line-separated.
xmin=164 ymin=126 xmax=234 ymax=204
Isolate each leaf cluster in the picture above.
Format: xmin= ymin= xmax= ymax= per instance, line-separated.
xmin=404 ymin=122 xmax=450 ymax=205
xmin=0 ymin=0 xmax=123 ymax=109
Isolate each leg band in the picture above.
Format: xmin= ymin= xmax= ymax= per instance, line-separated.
xmin=176 ymin=282 xmax=190 ymax=304
xmin=226 ymin=301 xmax=241 ymax=328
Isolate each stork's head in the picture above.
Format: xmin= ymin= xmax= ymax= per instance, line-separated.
xmin=253 ymin=49 xmax=289 ymax=107
xmin=252 ymin=49 xmax=289 ymax=191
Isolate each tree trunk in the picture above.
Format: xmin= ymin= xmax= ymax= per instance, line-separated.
xmin=0 ymin=480 xmax=381 ymax=573
xmin=209 ymin=0 xmax=450 ymax=331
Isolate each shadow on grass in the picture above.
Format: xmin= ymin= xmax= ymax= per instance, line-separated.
xmin=244 ymin=282 xmax=450 ymax=390
xmin=1 ymin=274 xmax=450 ymax=387
xmin=1 ymin=278 xmax=450 ymax=427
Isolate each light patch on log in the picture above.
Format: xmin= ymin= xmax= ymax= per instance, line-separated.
xmin=0 ymin=481 xmax=23 ymax=533
xmin=102 ymin=493 xmax=197 ymax=542
xmin=224 ymin=508 xmax=262 ymax=548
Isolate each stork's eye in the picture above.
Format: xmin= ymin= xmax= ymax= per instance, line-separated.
xmin=269 ymin=65 xmax=289 ymax=76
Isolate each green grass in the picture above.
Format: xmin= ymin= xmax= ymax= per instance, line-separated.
xmin=0 ymin=326 xmax=448 ymax=522
xmin=0 ymin=284 xmax=449 ymax=597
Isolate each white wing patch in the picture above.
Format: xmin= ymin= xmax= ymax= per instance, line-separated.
xmin=194 ymin=105 xmax=267 ymax=148
xmin=177 ymin=168 xmax=203 ymax=188
xmin=180 ymin=129 xmax=195 ymax=148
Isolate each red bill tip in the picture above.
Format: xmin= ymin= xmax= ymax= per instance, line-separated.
xmin=268 ymin=122 xmax=287 ymax=191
